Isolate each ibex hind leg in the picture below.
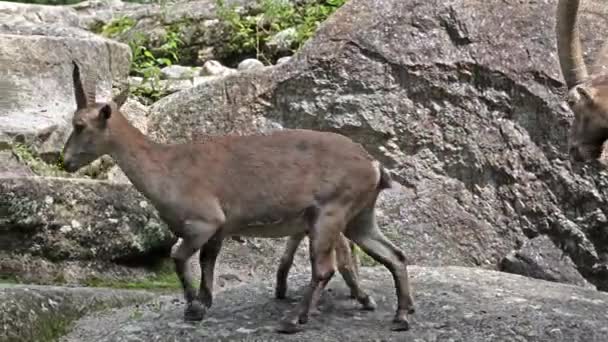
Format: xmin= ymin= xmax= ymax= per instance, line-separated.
xmin=335 ymin=233 xmax=376 ymax=311
xmin=276 ymin=208 xmax=342 ymax=334
xmin=171 ymin=220 xmax=220 ymax=322
xmin=275 ymin=232 xmax=306 ymax=300
xmin=345 ymin=207 xmax=415 ymax=331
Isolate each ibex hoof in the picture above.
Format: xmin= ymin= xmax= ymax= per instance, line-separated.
xmin=361 ymin=296 xmax=377 ymax=311
xmin=275 ymin=286 xmax=287 ymax=300
xmin=184 ymin=300 xmax=206 ymax=322
xmin=276 ymin=320 xmax=301 ymax=334
xmin=391 ymin=315 xmax=410 ymax=332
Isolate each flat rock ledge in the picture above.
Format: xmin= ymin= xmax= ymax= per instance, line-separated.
xmin=61 ymin=266 xmax=608 ymax=342
xmin=0 ymin=284 xmax=155 ymax=342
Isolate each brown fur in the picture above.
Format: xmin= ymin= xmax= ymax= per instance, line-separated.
xmin=62 ymin=62 xmax=414 ymax=333
xmin=556 ymin=0 xmax=608 ymax=162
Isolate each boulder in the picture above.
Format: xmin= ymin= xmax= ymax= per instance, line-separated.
xmin=145 ymin=0 xmax=608 ymax=290
xmin=0 ymin=17 xmax=131 ymax=155
xmin=0 ymin=284 xmax=154 ymax=342
xmin=0 ymin=177 xmax=173 ymax=281
xmin=500 ymin=235 xmax=594 ymax=288
xmin=237 ymin=58 xmax=265 ymax=71
xmin=60 ymin=266 xmax=608 ymax=341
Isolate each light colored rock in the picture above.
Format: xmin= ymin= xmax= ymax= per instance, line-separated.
xmin=0 ymin=21 xmax=131 ymax=155
xmin=160 ymin=65 xmax=197 ymax=80
xmin=276 ymin=56 xmax=292 ymax=65
xmin=237 ymin=58 xmax=264 ymax=71
xmin=200 ymin=60 xmax=237 ymax=77
xmin=62 ymin=266 xmax=608 ymax=341
xmin=266 ymin=27 xmax=297 ymax=53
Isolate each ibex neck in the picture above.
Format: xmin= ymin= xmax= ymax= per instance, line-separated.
xmin=108 ymin=114 xmax=163 ymax=197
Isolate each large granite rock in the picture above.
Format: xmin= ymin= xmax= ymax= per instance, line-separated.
xmin=0 ymin=176 xmax=172 ymax=282
xmin=60 ymin=266 xmax=608 ymax=341
xmin=0 ymin=3 xmax=131 ymax=155
xmin=145 ymin=0 xmax=608 ymax=290
xmin=500 ymin=235 xmax=594 ymax=288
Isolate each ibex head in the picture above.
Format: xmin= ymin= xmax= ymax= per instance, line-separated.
xmin=62 ymin=61 xmax=129 ymax=172
xmin=566 ymin=81 xmax=608 ymax=161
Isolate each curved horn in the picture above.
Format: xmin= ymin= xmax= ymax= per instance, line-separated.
xmin=84 ymin=64 xmax=97 ymax=105
xmin=72 ymin=60 xmax=87 ymax=109
xmin=556 ymin=0 xmax=588 ymax=89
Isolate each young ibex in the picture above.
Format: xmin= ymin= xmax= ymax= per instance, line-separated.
xmin=556 ymin=0 xmax=608 ymax=162
xmin=62 ymin=61 xmax=414 ymax=333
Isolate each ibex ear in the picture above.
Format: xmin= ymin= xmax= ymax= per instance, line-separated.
xmin=72 ymin=60 xmax=87 ymax=109
xmin=112 ymin=86 xmax=130 ymax=108
xmin=576 ymin=86 xmax=595 ymax=103
xmin=99 ymin=104 xmax=112 ymax=122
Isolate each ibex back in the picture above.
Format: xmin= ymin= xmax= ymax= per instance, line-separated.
xmin=556 ymin=0 xmax=608 ymax=162
xmin=62 ymin=61 xmax=415 ymax=333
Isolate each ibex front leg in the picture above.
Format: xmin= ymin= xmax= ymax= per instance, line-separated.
xmin=171 ymin=220 xmax=220 ymax=321
xmin=198 ymin=234 xmax=223 ymax=308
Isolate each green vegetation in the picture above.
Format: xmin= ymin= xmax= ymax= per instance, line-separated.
xmin=353 ymin=245 xmax=379 ymax=267
xmin=98 ymin=14 xmax=184 ymax=103
xmin=99 ymin=16 xmax=136 ymax=38
xmin=83 ymin=260 xmax=188 ymax=291
xmin=10 ymin=143 xmax=67 ymax=177
xmin=216 ymin=0 xmax=347 ymax=64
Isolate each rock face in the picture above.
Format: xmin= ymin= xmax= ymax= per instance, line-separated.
xmin=0 ymin=284 xmax=154 ymax=342
xmin=0 ymin=177 xmax=173 ymax=283
xmin=60 ymin=266 xmax=608 ymax=342
xmin=147 ymin=0 xmax=608 ymax=290
xmin=0 ymin=2 xmax=131 ymax=154
xmin=500 ymin=235 xmax=593 ymax=288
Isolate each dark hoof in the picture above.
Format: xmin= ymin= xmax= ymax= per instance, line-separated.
xmin=275 ymin=286 xmax=287 ymax=300
xmin=360 ymin=296 xmax=377 ymax=311
xmin=408 ymin=306 xmax=416 ymax=315
xmin=184 ymin=300 xmax=206 ymax=322
xmin=276 ymin=320 xmax=301 ymax=334
xmin=298 ymin=313 xmax=309 ymax=324
xmin=391 ymin=316 xmax=410 ymax=331
xmin=349 ymin=291 xmax=357 ymax=299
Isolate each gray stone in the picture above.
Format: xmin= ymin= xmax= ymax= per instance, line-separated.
xmin=61 ymin=266 xmax=608 ymax=341
xmin=0 ymin=21 xmax=131 ymax=154
xmin=500 ymin=235 xmax=594 ymax=288
xmin=0 ymin=177 xmax=173 ymax=267
xmin=0 ymin=284 xmax=154 ymax=342
xmin=267 ymin=27 xmax=297 ymax=53
xmin=160 ymin=65 xmax=197 ymax=80
xmin=237 ymin=58 xmax=264 ymax=71
xmin=200 ymin=60 xmax=237 ymax=77
xmin=146 ymin=0 xmax=608 ymax=290
xmin=276 ymin=56 xmax=292 ymax=65
xmin=0 ymin=151 xmax=34 ymax=178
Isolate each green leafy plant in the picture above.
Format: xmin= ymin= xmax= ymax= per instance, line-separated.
xmin=128 ymin=27 xmax=184 ymax=103
xmin=216 ymin=0 xmax=346 ymax=64
xmin=100 ymin=16 xmax=136 ymax=38
xmin=11 ymin=143 xmax=67 ymax=176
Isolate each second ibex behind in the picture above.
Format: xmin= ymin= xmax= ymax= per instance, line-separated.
xmin=61 ymin=61 xmax=415 ymax=333
xmin=556 ymin=0 xmax=608 ymax=162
